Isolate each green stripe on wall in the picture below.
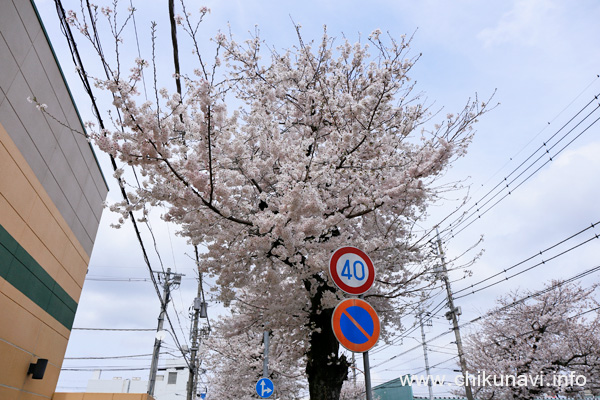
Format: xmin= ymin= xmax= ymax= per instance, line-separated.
xmin=0 ymin=224 xmax=77 ymax=330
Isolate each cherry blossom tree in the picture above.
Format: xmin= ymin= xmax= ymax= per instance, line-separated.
xmin=62 ymin=3 xmax=490 ymax=399
xmin=203 ymin=315 xmax=307 ymax=400
xmin=462 ymin=281 xmax=600 ymax=400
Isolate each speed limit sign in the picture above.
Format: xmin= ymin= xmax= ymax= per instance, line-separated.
xmin=329 ymin=247 xmax=375 ymax=295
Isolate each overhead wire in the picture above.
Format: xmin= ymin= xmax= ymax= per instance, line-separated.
xmin=411 ymin=355 xmax=459 ymax=376
xmin=453 ymin=220 xmax=600 ymax=300
xmin=381 ymin=92 xmax=600 ymax=389
xmin=441 ymin=96 xmax=600 ymax=241
xmin=387 ymin=223 xmax=600 ymax=368
xmin=72 ymin=327 xmax=155 ymax=331
xmin=82 ymin=1 xmax=193 ymax=363
xmin=454 ymin=220 xmax=600 ymax=296
xmin=53 ymin=0 xmax=191 ymax=368
xmin=469 ymin=75 xmax=600 ymax=196
xmin=64 ymin=352 xmax=168 ymax=360
xmin=407 ymin=84 xmax=600 ymax=253
xmin=371 ymin=264 xmax=600 ymax=370
xmin=369 ymin=219 xmax=600 ymax=366
xmin=389 ymin=91 xmax=600 ymax=380
xmin=370 ymin=289 xmax=449 ymax=355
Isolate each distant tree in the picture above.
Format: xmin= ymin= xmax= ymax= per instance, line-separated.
xmin=204 ymin=316 xmax=306 ymax=400
xmin=61 ymin=3 xmax=490 ymax=399
xmin=462 ymin=281 xmax=600 ymax=400
xmin=339 ymin=380 xmax=371 ymax=400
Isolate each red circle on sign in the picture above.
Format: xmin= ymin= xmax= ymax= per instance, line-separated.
xmin=332 ymin=298 xmax=380 ymax=353
xmin=329 ymin=247 xmax=375 ymax=295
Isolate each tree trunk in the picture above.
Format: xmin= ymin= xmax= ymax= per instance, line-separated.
xmin=305 ymin=279 xmax=350 ymax=400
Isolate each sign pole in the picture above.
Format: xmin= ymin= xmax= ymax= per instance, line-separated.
xmin=363 ymin=350 xmax=373 ymax=400
xmin=256 ymin=330 xmax=274 ymax=398
xmin=263 ymin=331 xmax=269 ymax=378
xmin=329 ymin=247 xmax=379 ymax=400
xmin=360 ymin=292 xmax=374 ymax=400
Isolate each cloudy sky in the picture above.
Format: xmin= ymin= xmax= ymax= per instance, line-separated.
xmin=32 ymin=0 xmax=600 ymax=397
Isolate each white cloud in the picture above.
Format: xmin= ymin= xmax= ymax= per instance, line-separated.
xmin=478 ymin=0 xmax=559 ymax=48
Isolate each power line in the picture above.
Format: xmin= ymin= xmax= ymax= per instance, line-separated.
xmin=85 ymin=275 xmax=198 ymax=282
xmin=454 ymin=221 xmax=600 ymax=300
xmin=442 ymin=99 xmax=600 ymax=241
xmin=470 ymin=75 xmax=600 ymax=196
xmin=53 ymin=0 xmax=191 ymax=369
xmin=408 ymin=90 xmax=600 ymax=252
xmin=72 ymin=327 xmax=155 ymax=332
xmin=412 ymin=355 xmax=459 ymax=376
xmin=370 ymin=287 xmax=457 ymax=355
xmin=393 ymin=220 xmax=600 ymax=366
xmin=454 ymin=220 xmax=600 ymax=296
xmin=61 ymin=367 xmax=152 ymax=372
xmin=371 ymin=265 xmax=600 ymax=370
xmin=64 ymin=352 xmax=167 ymax=360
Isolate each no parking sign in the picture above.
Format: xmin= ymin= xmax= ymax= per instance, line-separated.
xmin=332 ymin=298 xmax=380 ymax=353
xmin=329 ymin=247 xmax=379 ymax=399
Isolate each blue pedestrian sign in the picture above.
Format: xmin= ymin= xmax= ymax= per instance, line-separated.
xmin=256 ymin=377 xmax=274 ymax=398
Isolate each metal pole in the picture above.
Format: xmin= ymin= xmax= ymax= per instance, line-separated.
xmin=263 ymin=331 xmax=270 ymax=378
xmin=148 ymin=268 xmax=172 ymax=396
xmin=352 ymin=353 xmax=357 ymax=387
xmin=419 ymin=312 xmax=434 ymax=400
xmin=436 ymin=229 xmax=474 ymax=400
xmin=363 ymin=351 xmax=373 ymax=400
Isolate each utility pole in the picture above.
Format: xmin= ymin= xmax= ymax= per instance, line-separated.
xmin=435 ymin=229 xmax=474 ymax=400
xmin=419 ymin=311 xmax=434 ymax=400
xmin=186 ymin=281 xmax=202 ymax=400
xmin=187 ymin=247 xmax=210 ymax=400
xmin=148 ymin=268 xmax=182 ymax=397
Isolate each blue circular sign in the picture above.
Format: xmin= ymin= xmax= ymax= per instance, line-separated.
xmin=332 ymin=298 xmax=380 ymax=352
xmin=256 ymin=378 xmax=274 ymax=398
xmin=340 ymin=306 xmax=375 ymax=344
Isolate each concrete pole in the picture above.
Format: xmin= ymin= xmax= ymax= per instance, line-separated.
xmin=436 ymin=229 xmax=474 ymax=400
xmin=419 ymin=312 xmax=434 ymax=400
xmin=186 ymin=275 xmax=202 ymax=400
xmin=148 ymin=268 xmax=172 ymax=397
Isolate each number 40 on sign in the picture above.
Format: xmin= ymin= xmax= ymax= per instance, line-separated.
xmin=329 ymin=247 xmax=375 ymax=295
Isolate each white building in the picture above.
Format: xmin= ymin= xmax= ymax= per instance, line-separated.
xmin=86 ymin=360 xmax=190 ymax=400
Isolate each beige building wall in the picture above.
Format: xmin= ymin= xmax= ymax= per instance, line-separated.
xmin=0 ymin=1 xmax=108 ymax=399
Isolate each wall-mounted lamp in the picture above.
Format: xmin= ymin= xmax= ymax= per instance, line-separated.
xmin=28 ymin=359 xmax=48 ymax=380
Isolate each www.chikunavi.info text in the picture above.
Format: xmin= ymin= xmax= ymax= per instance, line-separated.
xmin=405 ymin=372 xmax=587 ymax=388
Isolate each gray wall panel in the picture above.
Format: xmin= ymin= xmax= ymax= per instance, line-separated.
xmin=0 ymin=0 xmax=108 ymax=256
xmin=70 ymin=212 xmax=93 ymax=254
xmin=6 ymin=71 xmax=58 ymax=162
xmin=76 ymin=195 xmax=100 ymax=247
xmin=0 ymin=98 xmax=49 ymax=184
xmin=0 ymin=1 xmax=30 ymax=68
xmin=39 ymin=164 xmax=78 ymax=227
xmin=82 ymin=174 xmax=105 ymax=222
xmin=0 ymin=35 xmax=19 ymax=93
xmin=47 ymin=149 xmax=82 ymax=207
xmin=13 ymin=0 xmax=42 ymax=43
